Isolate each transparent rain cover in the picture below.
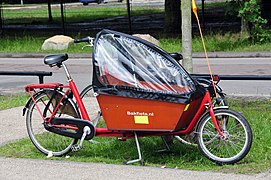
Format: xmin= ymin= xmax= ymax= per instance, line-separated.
xmin=94 ymin=31 xmax=196 ymax=95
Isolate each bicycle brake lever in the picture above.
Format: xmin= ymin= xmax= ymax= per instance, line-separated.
xmin=82 ymin=45 xmax=93 ymax=50
xmin=88 ymin=37 xmax=95 ymax=46
xmin=81 ymin=37 xmax=95 ymax=49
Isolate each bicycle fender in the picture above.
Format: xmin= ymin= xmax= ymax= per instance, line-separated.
xmin=22 ymin=89 xmax=80 ymax=118
xmin=195 ymin=106 xmax=229 ymax=132
xmin=23 ymin=90 xmax=44 ymax=116
xmin=213 ymin=106 xmax=229 ymax=110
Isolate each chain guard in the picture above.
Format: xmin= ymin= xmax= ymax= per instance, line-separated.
xmin=44 ymin=117 xmax=95 ymax=140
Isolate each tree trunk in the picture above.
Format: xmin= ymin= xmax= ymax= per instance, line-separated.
xmin=240 ymin=0 xmax=249 ymax=34
xmin=164 ymin=0 xmax=181 ymax=33
xmin=0 ymin=0 xmax=2 ymax=35
xmin=48 ymin=0 xmax=53 ymax=22
xmin=181 ymin=0 xmax=193 ymax=73
xmin=261 ymin=0 xmax=271 ymax=25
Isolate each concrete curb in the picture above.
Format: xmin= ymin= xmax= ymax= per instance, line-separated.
xmin=192 ymin=51 xmax=271 ymax=58
xmin=0 ymin=53 xmax=91 ymax=59
xmin=0 ymin=51 xmax=271 ymax=59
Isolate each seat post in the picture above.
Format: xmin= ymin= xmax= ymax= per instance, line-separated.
xmin=62 ymin=62 xmax=72 ymax=80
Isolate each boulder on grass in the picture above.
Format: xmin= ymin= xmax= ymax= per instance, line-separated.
xmin=133 ymin=34 xmax=160 ymax=47
xmin=42 ymin=35 xmax=73 ymax=50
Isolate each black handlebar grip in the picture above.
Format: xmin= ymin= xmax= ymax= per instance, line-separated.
xmin=74 ymin=37 xmax=91 ymax=43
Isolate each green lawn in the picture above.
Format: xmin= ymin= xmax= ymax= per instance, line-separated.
xmin=0 ymin=97 xmax=270 ymax=174
xmin=1 ymin=2 xmax=271 ymax=53
xmin=2 ymin=4 xmax=162 ymax=24
xmin=0 ymin=93 xmax=29 ymax=110
xmin=1 ymin=32 xmax=271 ymax=54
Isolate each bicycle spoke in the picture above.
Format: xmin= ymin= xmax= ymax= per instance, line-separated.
xmin=197 ymin=109 xmax=252 ymax=164
xmin=26 ymin=91 xmax=78 ymax=156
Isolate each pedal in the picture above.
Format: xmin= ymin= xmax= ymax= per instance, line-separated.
xmin=80 ymin=126 xmax=92 ymax=148
xmin=71 ymin=126 xmax=92 ymax=152
xmin=118 ymin=136 xmax=127 ymax=141
xmin=71 ymin=144 xmax=81 ymax=152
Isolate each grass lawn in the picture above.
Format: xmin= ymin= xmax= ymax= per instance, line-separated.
xmin=0 ymin=97 xmax=270 ymax=174
xmin=2 ymin=3 xmax=162 ymax=24
xmin=2 ymin=32 xmax=271 ymax=54
xmin=0 ymin=93 xmax=29 ymax=110
xmin=1 ymin=2 xmax=271 ymax=53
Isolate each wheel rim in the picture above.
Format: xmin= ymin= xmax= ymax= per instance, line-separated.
xmin=198 ymin=112 xmax=249 ymax=162
xmin=26 ymin=92 xmax=77 ymax=156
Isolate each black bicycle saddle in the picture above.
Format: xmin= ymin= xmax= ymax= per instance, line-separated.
xmin=44 ymin=54 xmax=68 ymax=67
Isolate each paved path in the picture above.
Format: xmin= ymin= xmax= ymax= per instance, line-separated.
xmin=1 ymin=155 xmax=270 ymax=180
xmin=0 ymin=107 xmax=26 ymax=146
xmin=1 ymin=56 xmax=271 ymax=96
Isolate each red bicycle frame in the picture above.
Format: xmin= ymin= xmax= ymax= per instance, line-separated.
xmin=25 ymin=60 xmax=224 ymax=140
xmin=25 ymin=80 xmax=90 ymax=123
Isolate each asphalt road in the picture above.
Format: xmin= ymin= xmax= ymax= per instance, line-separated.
xmin=1 ymin=155 xmax=269 ymax=180
xmin=0 ymin=57 xmax=93 ymax=94
xmin=0 ymin=56 xmax=271 ymax=97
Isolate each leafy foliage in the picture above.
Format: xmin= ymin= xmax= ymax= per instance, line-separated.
xmin=237 ymin=0 xmax=271 ymax=43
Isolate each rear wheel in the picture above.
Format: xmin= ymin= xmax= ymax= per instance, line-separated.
xmin=26 ymin=90 xmax=79 ymax=156
xmin=196 ymin=109 xmax=252 ymax=164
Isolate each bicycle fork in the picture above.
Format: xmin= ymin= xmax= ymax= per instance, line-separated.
xmin=205 ymin=100 xmax=225 ymax=139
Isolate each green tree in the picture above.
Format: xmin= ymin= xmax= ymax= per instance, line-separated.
xmin=238 ymin=0 xmax=270 ymax=43
xmin=164 ymin=0 xmax=181 ymax=33
xmin=261 ymin=0 xmax=271 ymax=25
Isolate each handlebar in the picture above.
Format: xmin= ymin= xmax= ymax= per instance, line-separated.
xmin=74 ymin=37 xmax=95 ymax=47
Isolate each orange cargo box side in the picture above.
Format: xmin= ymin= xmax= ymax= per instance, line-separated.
xmin=97 ymin=94 xmax=187 ymax=131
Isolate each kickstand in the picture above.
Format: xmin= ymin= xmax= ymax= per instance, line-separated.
xmin=125 ymin=132 xmax=144 ymax=165
xmin=157 ymin=136 xmax=172 ymax=153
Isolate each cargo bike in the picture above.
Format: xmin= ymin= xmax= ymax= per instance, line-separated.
xmin=23 ymin=29 xmax=252 ymax=165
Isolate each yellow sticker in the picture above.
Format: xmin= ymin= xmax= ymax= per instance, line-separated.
xmin=184 ymin=104 xmax=190 ymax=111
xmin=134 ymin=116 xmax=149 ymax=124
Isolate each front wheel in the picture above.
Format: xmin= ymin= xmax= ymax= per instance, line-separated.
xmin=26 ymin=90 xmax=80 ymax=156
xmin=196 ymin=109 xmax=252 ymax=164
xmin=175 ymin=91 xmax=227 ymax=146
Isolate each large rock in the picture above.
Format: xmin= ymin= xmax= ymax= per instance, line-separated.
xmin=133 ymin=34 xmax=160 ymax=47
xmin=42 ymin=35 xmax=73 ymax=50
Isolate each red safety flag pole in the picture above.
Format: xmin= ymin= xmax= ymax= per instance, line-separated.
xmin=192 ymin=0 xmax=218 ymax=97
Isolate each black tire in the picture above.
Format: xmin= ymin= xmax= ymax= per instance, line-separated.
xmin=175 ymin=77 xmax=227 ymax=146
xmin=196 ymin=109 xmax=252 ymax=164
xmin=26 ymin=90 xmax=79 ymax=156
